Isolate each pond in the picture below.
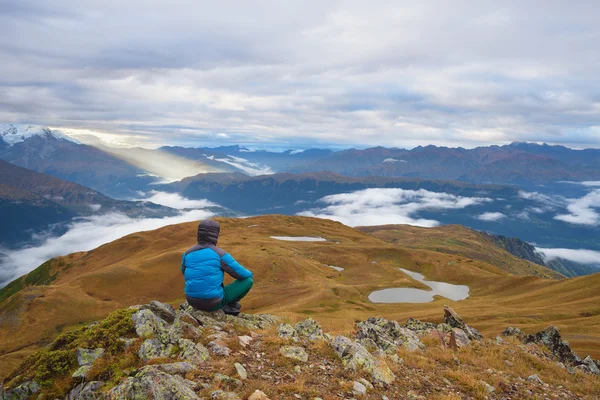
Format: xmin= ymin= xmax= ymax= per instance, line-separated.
xmin=270 ymin=236 xmax=327 ymax=242
xmin=325 ymin=264 xmax=344 ymax=271
xmin=368 ymin=268 xmax=470 ymax=303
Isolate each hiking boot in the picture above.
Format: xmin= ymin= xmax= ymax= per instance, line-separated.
xmin=222 ymin=304 xmax=241 ymax=316
xmin=229 ymin=302 xmax=242 ymax=310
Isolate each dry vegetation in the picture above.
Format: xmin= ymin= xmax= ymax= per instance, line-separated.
xmin=1 ymin=215 xmax=599 ymax=382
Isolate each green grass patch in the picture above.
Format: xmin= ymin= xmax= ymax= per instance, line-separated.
xmin=0 ymin=277 xmax=24 ymax=304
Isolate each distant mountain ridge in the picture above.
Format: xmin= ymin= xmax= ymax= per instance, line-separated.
xmin=0 ymin=160 xmax=175 ymax=248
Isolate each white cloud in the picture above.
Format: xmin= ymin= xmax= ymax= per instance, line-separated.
xmin=144 ymin=191 xmax=218 ymax=210
xmin=477 ymin=212 xmax=506 ymax=222
xmin=536 ymin=247 xmax=600 ymax=265
xmin=208 ymin=155 xmax=274 ymax=176
xmin=298 ymin=188 xmax=491 ymax=227
xmin=0 ymin=209 xmax=215 ymax=287
xmin=1 ymin=2 xmax=600 ymax=148
xmin=554 ymin=189 xmax=600 ymax=226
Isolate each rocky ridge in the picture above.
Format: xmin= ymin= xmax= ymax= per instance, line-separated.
xmin=1 ymin=303 xmax=599 ymax=399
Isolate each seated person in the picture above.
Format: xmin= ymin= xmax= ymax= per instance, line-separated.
xmin=181 ymin=219 xmax=253 ymax=316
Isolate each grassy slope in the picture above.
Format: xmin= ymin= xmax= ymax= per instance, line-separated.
xmin=357 ymin=224 xmax=564 ymax=279
xmin=1 ymin=216 xmax=599 ymax=379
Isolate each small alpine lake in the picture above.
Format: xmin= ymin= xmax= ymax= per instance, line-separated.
xmin=368 ymin=268 xmax=470 ymax=303
xmin=270 ymin=236 xmax=327 ymax=242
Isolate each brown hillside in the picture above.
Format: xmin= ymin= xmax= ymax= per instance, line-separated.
xmin=1 ymin=215 xmax=599 ymax=379
xmin=357 ymin=224 xmax=563 ymax=279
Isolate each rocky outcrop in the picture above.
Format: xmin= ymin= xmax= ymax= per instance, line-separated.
xmin=331 ymin=335 xmax=396 ymax=385
xmin=443 ymin=306 xmax=483 ymax=341
xmin=356 ymin=317 xmax=424 ymax=353
xmin=107 ymin=365 xmax=200 ymax=399
xmin=504 ymin=325 xmax=599 ymax=375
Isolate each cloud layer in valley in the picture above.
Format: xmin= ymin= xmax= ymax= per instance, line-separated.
xmin=0 ymin=204 xmax=216 ymax=287
xmin=298 ymin=188 xmax=491 ymax=227
xmin=554 ymin=189 xmax=600 ymax=226
xmin=536 ymin=247 xmax=600 ymax=266
xmin=1 ymin=1 xmax=600 ymax=148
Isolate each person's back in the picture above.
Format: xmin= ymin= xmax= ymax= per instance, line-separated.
xmin=181 ymin=219 xmax=253 ymax=315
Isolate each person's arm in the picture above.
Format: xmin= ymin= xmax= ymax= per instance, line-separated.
xmin=180 ymin=254 xmax=186 ymax=275
xmin=220 ymin=253 xmax=253 ymax=280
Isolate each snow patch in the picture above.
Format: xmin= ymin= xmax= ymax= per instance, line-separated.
xmin=0 ymin=124 xmax=79 ymax=146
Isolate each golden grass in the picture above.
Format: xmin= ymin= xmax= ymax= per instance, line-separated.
xmin=1 ymin=215 xmax=600 ymax=380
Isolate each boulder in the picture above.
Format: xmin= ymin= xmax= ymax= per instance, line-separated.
xmin=535 ymin=326 xmax=581 ymax=365
xmin=65 ymin=381 xmax=105 ymax=400
xmin=444 ymin=306 xmax=482 ymax=341
xmin=138 ymin=338 xmax=176 ymax=361
xmin=131 ymin=309 xmax=169 ymax=339
xmin=277 ymin=323 xmax=299 ymax=341
xmin=280 ymin=346 xmax=309 ymax=362
xmin=140 ymin=301 xmax=177 ymax=323
xmin=150 ymin=362 xmax=196 ymax=376
xmin=582 ymin=356 xmax=600 ymax=375
xmin=178 ymin=339 xmax=210 ymax=364
xmin=107 ymin=366 xmax=199 ymax=399
xmin=3 ymin=381 xmax=40 ymax=399
xmin=356 ymin=317 xmax=424 ymax=353
xmin=294 ymin=318 xmax=325 ymax=341
xmin=331 ymin=335 xmax=395 ymax=385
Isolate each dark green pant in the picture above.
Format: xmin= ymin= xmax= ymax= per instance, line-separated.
xmin=212 ymin=277 xmax=253 ymax=311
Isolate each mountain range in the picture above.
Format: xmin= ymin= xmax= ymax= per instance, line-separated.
xmin=0 ymin=160 xmax=175 ymax=248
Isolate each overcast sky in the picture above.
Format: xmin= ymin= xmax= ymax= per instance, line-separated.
xmin=1 ymin=1 xmax=599 ymax=149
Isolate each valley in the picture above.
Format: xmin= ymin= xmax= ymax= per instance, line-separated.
xmin=1 ymin=215 xmax=599 ymax=381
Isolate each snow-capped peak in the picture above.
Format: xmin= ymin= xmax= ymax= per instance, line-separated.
xmin=0 ymin=124 xmax=80 ymax=146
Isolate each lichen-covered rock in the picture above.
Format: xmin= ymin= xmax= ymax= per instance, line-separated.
xmin=210 ymin=390 xmax=241 ymax=400
xmin=138 ymin=338 xmax=175 ymax=361
xmin=226 ymin=313 xmax=279 ymax=330
xmin=356 ymin=317 xmax=424 ymax=353
xmin=140 ymin=301 xmax=177 ymax=323
xmin=76 ymin=348 xmax=105 ymax=366
xmin=178 ymin=338 xmax=210 ymax=364
xmin=295 ymin=318 xmax=325 ymax=341
xmin=277 ymin=323 xmax=299 ymax=341
xmin=214 ymin=373 xmax=242 ymax=387
xmin=169 ymin=316 xmax=202 ymax=341
xmin=582 ymin=356 xmax=600 ymax=375
xmin=150 ymin=362 xmax=196 ymax=376
xmin=448 ymin=328 xmax=471 ymax=348
xmin=3 ymin=381 xmax=40 ymax=399
xmin=65 ymin=381 xmax=105 ymax=400
xmin=280 ymin=346 xmax=309 ymax=362
xmin=535 ymin=326 xmax=581 ymax=365
xmin=444 ymin=306 xmax=482 ymax=341
xmin=352 ymin=380 xmax=367 ymax=396
xmin=107 ymin=366 xmax=199 ymax=399
xmin=131 ymin=309 xmax=169 ymax=339
xmin=331 ymin=335 xmax=395 ymax=385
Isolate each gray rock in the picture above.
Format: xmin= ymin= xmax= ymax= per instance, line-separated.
xmin=76 ymin=348 xmax=105 ymax=366
xmin=280 ymin=346 xmax=309 ymax=362
xmin=140 ymin=301 xmax=177 ymax=323
xmin=150 ymin=362 xmax=196 ymax=375
xmin=210 ymin=390 xmax=241 ymax=400
xmin=331 ymin=335 xmax=395 ymax=384
xmin=358 ymin=378 xmax=374 ymax=390
xmin=481 ymin=381 xmax=495 ymax=393
xmin=238 ymin=335 xmax=252 ymax=347
xmin=295 ymin=318 xmax=325 ymax=341
xmin=535 ymin=326 xmax=581 ymax=365
xmin=277 ymin=323 xmax=299 ymax=341
xmin=234 ymin=362 xmax=248 ymax=380
xmin=582 ymin=356 xmax=600 ymax=375
xmin=352 ymin=381 xmax=367 ymax=396
xmin=65 ymin=381 xmax=105 ymax=400
xmin=444 ymin=306 xmax=482 ymax=341
xmin=131 ymin=309 xmax=169 ymax=339
xmin=178 ymin=338 xmax=210 ymax=364
xmin=208 ymin=339 xmax=231 ymax=356
xmin=214 ymin=373 xmax=242 ymax=387
xmin=247 ymin=390 xmax=270 ymax=400
xmin=138 ymin=338 xmax=175 ymax=361
xmin=527 ymin=374 xmax=543 ymax=385
xmin=72 ymin=365 xmax=93 ymax=379
xmin=4 ymin=381 xmax=40 ymax=399
xmin=356 ymin=317 xmax=424 ymax=353
xmin=107 ymin=366 xmax=199 ymax=399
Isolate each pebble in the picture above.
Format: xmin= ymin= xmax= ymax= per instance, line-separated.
xmin=352 ymin=381 xmax=367 ymax=396
xmin=234 ymin=362 xmax=247 ymax=380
